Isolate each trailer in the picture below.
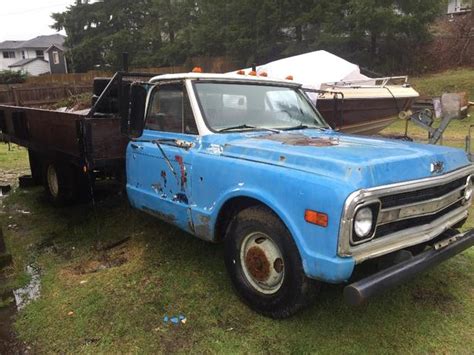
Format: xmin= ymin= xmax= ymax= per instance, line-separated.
xmin=0 ymin=72 xmax=152 ymax=204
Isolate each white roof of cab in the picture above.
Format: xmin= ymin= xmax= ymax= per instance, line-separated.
xmin=149 ymin=72 xmax=302 ymax=87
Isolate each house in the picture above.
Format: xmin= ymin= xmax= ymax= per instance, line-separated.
xmin=0 ymin=34 xmax=67 ymax=76
xmin=447 ymin=0 xmax=472 ymax=15
xmin=45 ymin=44 xmax=68 ymax=74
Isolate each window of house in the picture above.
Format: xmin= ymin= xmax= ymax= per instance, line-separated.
xmin=21 ymin=51 xmax=25 ymax=59
xmin=35 ymin=50 xmax=44 ymax=58
xmin=2 ymin=51 xmax=15 ymax=59
xmin=52 ymin=51 xmax=60 ymax=64
xmin=146 ymin=83 xmax=198 ymax=134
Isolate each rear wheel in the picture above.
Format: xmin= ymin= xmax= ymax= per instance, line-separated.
xmin=224 ymin=206 xmax=319 ymax=318
xmin=43 ymin=162 xmax=79 ymax=206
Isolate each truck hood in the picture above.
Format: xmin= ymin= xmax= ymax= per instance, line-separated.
xmin=201 ymin=130 xmax=471 ymax=189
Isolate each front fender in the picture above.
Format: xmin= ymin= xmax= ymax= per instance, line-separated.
xmin=191 ymin=180 xmax=356 ymax=283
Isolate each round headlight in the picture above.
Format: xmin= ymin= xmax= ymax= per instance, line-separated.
xmin=354 ymin=207 xmax=374 ymax=238
xmin=465 ymin=176 xmax=473 ymax=201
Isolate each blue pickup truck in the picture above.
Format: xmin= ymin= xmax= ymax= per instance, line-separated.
xmin=1 ymin=71 xmax=473 ymax=318
xmin=125 ymin=72 xmax=474 ymax=317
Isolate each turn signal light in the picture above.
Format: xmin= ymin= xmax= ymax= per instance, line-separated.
xmin=304 ymin=210 xmax=328 ymax=227
xmin=192 ymin=66 xmax=203 ymax=73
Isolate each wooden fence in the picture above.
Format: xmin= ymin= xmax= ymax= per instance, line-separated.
xmin=0 ymin=85 xmax=92 ymax=106
xmin=0 ymin=57 xmax=240 ymax=107
xmin=24 ymin=66 xmax=188 ymax=86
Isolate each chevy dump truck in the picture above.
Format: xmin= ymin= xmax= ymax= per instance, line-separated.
xmin=1 ymin=71 xmax=473 ymax=318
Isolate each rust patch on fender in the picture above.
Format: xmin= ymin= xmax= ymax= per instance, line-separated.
xmin=257 ymin=134 xmax=339 ymax=147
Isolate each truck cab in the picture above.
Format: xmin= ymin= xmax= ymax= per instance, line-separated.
xmin=125 ymin=72 xmax=474 ymax=318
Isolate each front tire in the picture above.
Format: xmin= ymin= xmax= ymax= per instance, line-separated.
xmin=224 ymin=206 xmax=319 ymax=318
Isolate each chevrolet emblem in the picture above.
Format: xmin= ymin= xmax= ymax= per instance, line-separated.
xmin=430 ymin=161 xmax=444 ymax=174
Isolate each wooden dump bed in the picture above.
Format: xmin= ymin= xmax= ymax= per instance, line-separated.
xmin=0 ymin=104 xmax=128 ymax=169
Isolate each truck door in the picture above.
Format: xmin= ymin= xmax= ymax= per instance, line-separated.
xmin=126 ymin=82 xmax=199 ymax=232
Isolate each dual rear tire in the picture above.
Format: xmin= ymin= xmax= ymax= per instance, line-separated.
xmin=43 ymin=162 xmax=82 ymax=206
xmin=28 ymin=150 xmax=89 ymax=206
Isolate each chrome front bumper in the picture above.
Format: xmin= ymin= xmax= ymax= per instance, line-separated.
xmin=339 ymin=165 xmax=474 ymax=264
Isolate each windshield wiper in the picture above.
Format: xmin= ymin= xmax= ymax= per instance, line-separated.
xmin=218 ymin=124 xmax=280 ymax=133
xmin=280 ymin=124 xmax=309 ymax=131
xmin=281 ymin=124 xmax=329 ymax=131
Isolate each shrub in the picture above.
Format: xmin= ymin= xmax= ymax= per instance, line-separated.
xmin=0 ymin=70 xmax=27 ymax=84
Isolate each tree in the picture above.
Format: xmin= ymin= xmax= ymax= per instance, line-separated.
xmin=51 ymin=0 xmax=446 ymax=73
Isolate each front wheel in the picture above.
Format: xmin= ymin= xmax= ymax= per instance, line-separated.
xmin=224 ymin=206 xmax=319 ymax=318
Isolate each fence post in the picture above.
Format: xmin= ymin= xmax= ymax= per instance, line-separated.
xmin=12 ymin=87 xmax=20 ymax=106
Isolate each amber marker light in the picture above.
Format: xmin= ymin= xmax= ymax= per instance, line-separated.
xmin=285 ymin=75 xmax=294 ymax=80
xmin=192 ymin=66 xmax=203 ymax=73
xmin=304 ymin=210 xmax=328 ymax=227
xmin=248 ymin=70 xmax=257 ymax=76
xmin=236 ymin=70 xmax=245 ymax=75
xmin=259 ymin=71 xmax=268 ymax=77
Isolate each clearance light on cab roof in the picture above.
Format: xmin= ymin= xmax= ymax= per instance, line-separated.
xmin=305 ymin=210 xmax=328 ymax=227
xmin=248 ymin=70 xmax=257 ymax=76
xmin=192 ymin=66 xmax=203 ymax=73
xmin=236 ymin=70 xmax=246 ymax=75
xmin=286 ymin=75 xmax=294 ymax=80
xmin=259 ymin=71 xmax=268 ymax=77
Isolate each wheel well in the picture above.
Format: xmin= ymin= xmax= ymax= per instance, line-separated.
xmin=214 ymin=196 xmax=271 ymax=242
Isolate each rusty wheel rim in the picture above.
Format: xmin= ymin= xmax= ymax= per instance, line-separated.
xmin=240 ymin=232 xmax=285 ymax=294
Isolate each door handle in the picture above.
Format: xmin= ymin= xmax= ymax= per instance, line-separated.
xmin=130 ymin=143 xmax=143 ymax=150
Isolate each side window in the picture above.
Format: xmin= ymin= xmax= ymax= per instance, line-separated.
xmin=145 ymin=83 xmax=198 ymax=134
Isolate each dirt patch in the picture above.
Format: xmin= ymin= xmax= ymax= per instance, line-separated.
xmin=0 ymin=169 xmax=30 ymax=188
xmin=71 ymin=255 xmax=128 ymax=275
xmin=411 ymin=287 xmax=458 ymax=314
xmin=69 ymin=239 xmax=131 ymax=275
xmin=0 ymin=276 xmax=29 ymax=353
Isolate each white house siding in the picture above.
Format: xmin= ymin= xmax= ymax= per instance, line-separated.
xmin=0 ymin=50 xmax=21 ymax=71
xmin=10 ymin=60 xmax=49 ymax=76
xmin=448 ymin=0 xmax=472 ymax=14
xmin=0 ymin=49 xmax=48 ymax=71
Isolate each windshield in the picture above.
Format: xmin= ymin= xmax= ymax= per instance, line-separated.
xmin=193 ymin=82 xmax=329 ymax=132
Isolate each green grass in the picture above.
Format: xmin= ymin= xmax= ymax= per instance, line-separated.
xmin=410 ymin=68 xmax=474 ymax=101
xmin=0 ymin=143 xmax=29 ymax=171
xmin=1 ymin=69 xmax=473 ymax=353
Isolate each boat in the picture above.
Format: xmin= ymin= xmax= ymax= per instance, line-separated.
xmin=314 ymin=76 xmax=419 ymax=135
xmin=233 ymin=51 xmax=419 ymax=135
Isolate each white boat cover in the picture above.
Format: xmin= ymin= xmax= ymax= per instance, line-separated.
xmin=232 ymin=50 xmax=370 ymax=90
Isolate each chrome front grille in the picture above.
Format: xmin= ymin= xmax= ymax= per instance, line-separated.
xmin=379 ymin=176 xmax=466 ymax=209
xmin=338 ymin=165 xmax=474 ymax=263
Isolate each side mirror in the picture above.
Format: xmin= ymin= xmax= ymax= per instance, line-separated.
xmin=128 ymin=83 xmax=147 ymax=138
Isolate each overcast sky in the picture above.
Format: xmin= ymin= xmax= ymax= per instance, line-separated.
xmin=0 ymin=1 xmax=77 ymax=42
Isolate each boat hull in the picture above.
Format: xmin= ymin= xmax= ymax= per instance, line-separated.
xmin=316 ymin=96 xmax=414 ymax=135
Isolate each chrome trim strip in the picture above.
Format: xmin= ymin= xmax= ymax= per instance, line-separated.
xmin=338 ymin=165 xmax=474 ymax=262
xmin=377 ymin=187 xmax=465 ymax=225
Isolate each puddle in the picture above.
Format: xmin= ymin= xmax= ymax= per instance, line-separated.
xmin=13 ymin=266 xmax=41 ymax=311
